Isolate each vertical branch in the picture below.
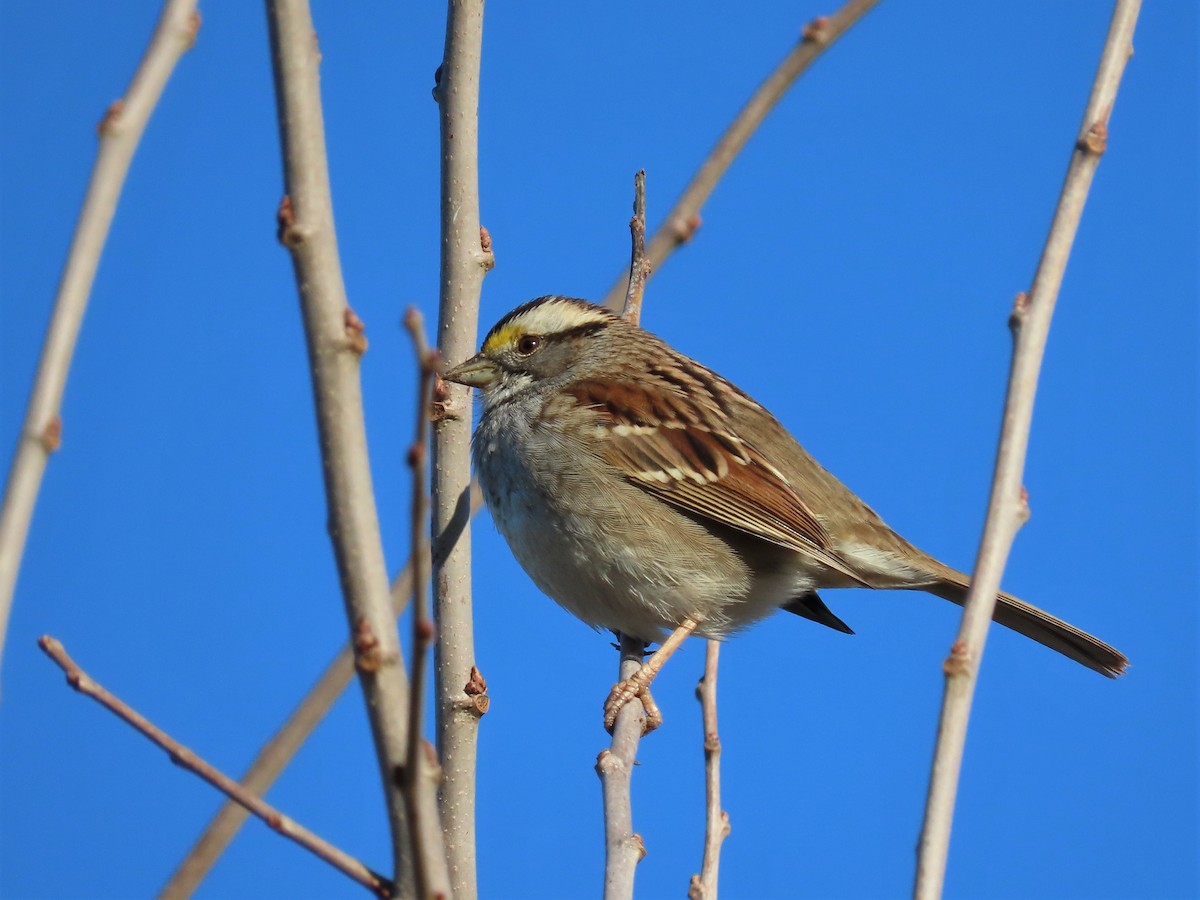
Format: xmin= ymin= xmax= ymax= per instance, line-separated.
xmin=598 ymin=634 xmax=650 ymax=900
xmin=600 ymin=0 xmax=880 ymax=310
xmin=598 ymin=173 xmax=654 ymax=900
xmin=621 ymin=170 xmax=650 ymax=323
xmin=913 ymin=3 xmax=1141 ymax=897
xmin=0 ymin=0 xmax=199 ymax=671
xmin=402 ymin=309 xmax=453 ymax=900
xmin=264 ymin=0 xmax=415 ymax=888
xmin=688 ymin=640 xmax=730 ymax=900
xmin=432 ymin=2 xmax=491 ymax=897
xmin=404 ymin=314 xmax=438 ymax=768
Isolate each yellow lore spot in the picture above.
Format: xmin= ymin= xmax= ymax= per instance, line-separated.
xmin=483 ymin=324 xmax=527 ymax=355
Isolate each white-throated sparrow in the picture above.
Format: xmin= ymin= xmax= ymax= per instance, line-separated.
xmin=444 ymin=296 xmax=1127 ymax=725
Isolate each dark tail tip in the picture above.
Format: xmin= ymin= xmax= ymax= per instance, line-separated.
xmin=782 ymin=591 xmax=855 ymax=635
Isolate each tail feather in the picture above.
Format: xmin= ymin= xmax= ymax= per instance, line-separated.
xmin=926 ymin=579 xmax=1128 ymax=678
xmin=782 ymin=591 xmax=856 ymax=635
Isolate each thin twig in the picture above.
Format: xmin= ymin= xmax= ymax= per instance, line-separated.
xmin=402 ymin=307 xmax=451 ymax=900
xmin=688 ymin=641 xmax=730 ymax=900
xmin=913 ymin=3 xmax=1141 ymax=897
xmin=265 ymin=0 xmax=416 ymax=888
xmin=431 ymin=3 xmax=491 ymax=897
xmin=598 ymin=634 xmax=651 ymax=900
xmin=621 ymin=170 xmax=651 ymax=323
xmin=600 ymin=0 xmax=880 ymax=311
xmin=160 ymin=491 xmax=483 ymax=898
xmin=403 ymin=311 xmax=437 ymax=780
xmin=0 ymin=0 xmax=199 ymax=672
xmin=159 ymin=643 xmax=359 ymax=900
xmin=619 ymin=169 xmax=650 ymax=330
xmin=38 ymin=636 xmax=392 ymax=898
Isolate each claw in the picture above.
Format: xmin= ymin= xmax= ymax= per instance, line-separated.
xmin=639 ymin=687 xmax=662 ymax=733
xmin=604 ymin=680 xmax=661 ymax=734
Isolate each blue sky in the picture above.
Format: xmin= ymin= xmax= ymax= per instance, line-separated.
xmin=1 ymin=3 xmax=1196 ymax=898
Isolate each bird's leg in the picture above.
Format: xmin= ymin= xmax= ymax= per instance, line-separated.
xmin=604 ymin=618 xmax=698 ymax=733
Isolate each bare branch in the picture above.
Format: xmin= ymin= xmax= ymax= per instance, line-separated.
xmin=0 ymin=0 xmax=199 ymax=671
xmin=597 ymin=182 xmax=657 ymax=900
xmin=620 ymin=169 xmax=650 ymax=328
xmin=621 ymin=170 xmax=651 ymax=324
xmin=39 ymin=636 xmax=391 ymax=898
xmin=914 ymin=3 xmax=1142 ymax=897
xmin=401 ymin=308 xmax=453 ymax=900
xmin=431 ymin=3 xmax=491 ymax=896
xmin=688 ymin=641 xmax=730 ymax=900
xmin=265 ymin=0 xmax=416 ymax=886
xmin=600 ymin=0 xmax=880 ymax=310
xmin=160 ymin=641 xmax=362 ymax=899
xmin=599 ymin=634 xmax=651 ymax=900
xmin=403 ymin=310 xmax=438 ymax=784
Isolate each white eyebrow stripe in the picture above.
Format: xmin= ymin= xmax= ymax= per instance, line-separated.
xmin=484 ymin=297 xmax=614 ymax=352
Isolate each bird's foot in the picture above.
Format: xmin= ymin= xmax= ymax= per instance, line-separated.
xmin=604 ymin=676 xmax=662 ymax=734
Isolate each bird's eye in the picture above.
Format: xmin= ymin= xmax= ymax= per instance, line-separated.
xmin=516 ymin=334 xmax=542 ymax=356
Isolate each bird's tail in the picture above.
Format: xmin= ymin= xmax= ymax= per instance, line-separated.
xmin=923 ymin=573 xmax=1128 ymax=678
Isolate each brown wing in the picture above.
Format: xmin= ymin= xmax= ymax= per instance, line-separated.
xmin=569 ymin=379 xmax=866 ymax=585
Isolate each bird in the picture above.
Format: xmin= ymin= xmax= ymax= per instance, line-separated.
xmin=442 ymin=295 xmax=1127 ymax=729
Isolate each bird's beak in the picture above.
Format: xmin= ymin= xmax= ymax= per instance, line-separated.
xmin=442 ymin=354 xmax=499 ymax=388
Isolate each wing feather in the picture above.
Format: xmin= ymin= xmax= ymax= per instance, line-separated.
xmin=571 ymin=379 xmax=865 ymax=584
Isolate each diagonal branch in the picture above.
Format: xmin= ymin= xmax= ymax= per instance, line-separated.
xmin=39 ymin=636 xmax=392 ymax=898
xmin=264 ymin=0 xmax=417 ymax=888
xmin=913 ymin=3 xmax=1142 ymax=897
xmin=0 ymin=0 xmax=199 ymax=673
xmin=600 ymin=0 xmax=880 ymax=310
xmin=159 ymin=638 xmax=367 ymax=899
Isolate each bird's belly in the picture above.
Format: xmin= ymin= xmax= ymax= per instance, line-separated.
xmin=476 ymin=438 xmax=790 ymax=641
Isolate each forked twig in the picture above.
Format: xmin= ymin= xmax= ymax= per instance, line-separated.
xmin=914 ymin=3 xmax=1142 ymax=897
xmin=600 ymin=0 xmax=880 ymax=310
xmin=688 ymin=640 xmax=730 ymax=899
xmin=0 ymin=0 xmax=199 ymax=671
xmin=39 ymin=637 xmax=391 ymax=898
